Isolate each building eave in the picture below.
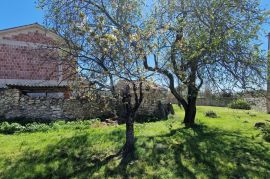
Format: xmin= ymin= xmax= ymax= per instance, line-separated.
xmin=0 ymin=23 xmax=61 ymax=40
xmin=0 ymin=79 xmax=68 ymax=89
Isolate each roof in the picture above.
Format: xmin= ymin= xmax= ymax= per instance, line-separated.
xmin=0 ymin=23 xmax=40 ymax=32
xmin=0 ymin=23 xmax=60 ymax=40
xmin=0 ymin=79 xmax=68 ymax=89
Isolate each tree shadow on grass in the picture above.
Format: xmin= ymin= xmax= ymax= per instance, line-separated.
xmin=1 ymin=125 xmax=270 ymax=178
xmin=132 ymin=125 xmax=270 ymax=178
xmin=0 ymin=129 xmax=126 ymax=179
xmin=187 ymin=125 xmax=270 ymax=178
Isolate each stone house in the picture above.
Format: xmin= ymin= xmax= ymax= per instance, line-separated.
xmin=0 ymin=23 xmax=72 ymax=98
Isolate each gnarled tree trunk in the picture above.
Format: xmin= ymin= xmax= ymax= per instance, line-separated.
xmin=182 ymin=63 xmax=199 ymax=126
xmin=124 ymin=115 xmax=135 ymax=156
xmin=121 ymin=84 xmax=135 ymax=157
xmin=183 ymin=95 xmax=197 ymax=126
xmin=121 ymin=81 xmax=144 ymax=157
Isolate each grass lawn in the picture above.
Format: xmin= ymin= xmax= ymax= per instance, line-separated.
xmin=0 ymin=106 xmax=270 ymax=178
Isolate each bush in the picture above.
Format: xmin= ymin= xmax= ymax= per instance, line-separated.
xmin=205 ymin=111 xmax=218 ymax=118
xmin=51 ymin=120 xmax=66 ymax=130
xmin=228 ymin=99 xmax=251 ymax=110
xmin=0 ymin=119 xmax=101 ymax=134
xmin=24 ymin=122 xmax=51 ymax=133
xmin=261 ymin=124 xmax=270 ymax=142
xmin=0 ymin=122 xmax=25 ymax=134
xmin=247 ymin=112 xmax=256 ymax=117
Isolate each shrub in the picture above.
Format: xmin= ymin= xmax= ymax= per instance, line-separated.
xmin=228 ymin=99 xmax=251 ymax=110
xmin=261 ymin=124 xmax=270 ymax=142
xmin=0 ymin=119 xmax=101 ymax=134
xmin=53 ymin=120 xmax=66 ymax=126
xmin=0 ymin=122 xmax=25 ymax=134
xmin=205 ymin=111 xmax=218 ymax=118
xmin=51 ymin=120 xmax=66 ymax=130
xmin=247 ymin=112 xmax=256 ymax=117
xmin=24 ymin=122 xmax=51 ymax=133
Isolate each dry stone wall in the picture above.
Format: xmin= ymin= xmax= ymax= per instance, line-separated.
xmin=197 ymin=97 xmax=267 ymax=113
xmin=244 ymin=97 xmax=267 ymax=113
xmin=196 ymin=97 xmax=235 ymax=107
xmin=114 ymin=81 xmax=171 ymax=121
xmin=167 ymin=93 xmax=268 ymax=113
xmin=0 ymin=88 xmax=171 ymax=121
xmin=0 ymin=89 xmax=114 ymax=121
xmin=136 ymin=89 xmax=168 ymax=115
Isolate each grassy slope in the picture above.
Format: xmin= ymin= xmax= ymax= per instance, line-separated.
xmin=0 ymin=106 xmax=270 ymax=178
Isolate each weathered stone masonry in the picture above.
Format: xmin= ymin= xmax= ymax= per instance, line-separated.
xmin=0 ymin=89 xmax=113 ymax=120
xmin=244 ymin=97 xmax=267 ymax=113
xmin=0 ymin=87 xmax=171 ymax=121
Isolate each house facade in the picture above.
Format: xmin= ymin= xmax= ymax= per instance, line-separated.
xmin=0 ymin=23 xmax=72 ymax=98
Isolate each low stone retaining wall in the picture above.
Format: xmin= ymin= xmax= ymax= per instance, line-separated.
xmin=0 ymin=88 xmax=170 ymax=121
xmin=244 ymin=97 xmax=267 ymax=113
xmin=198 ymin=96 xmax=267 ymax=113
xmin=168 ymin=94 xmax=268 ymax=113
xmin=0 ymin=89 xmax=113 ymax=121
xmin=196 ymin=97 xmax=235 ymax=107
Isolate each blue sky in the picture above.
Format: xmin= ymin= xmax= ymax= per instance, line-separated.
xmin=0 ymin=0 xmax=43 ymax=29
xmin=0 ymin=0 xmax=270 ymax=49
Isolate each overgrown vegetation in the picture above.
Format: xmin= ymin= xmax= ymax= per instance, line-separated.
xmin=228 ymin=99 xmax=251 ymax=110
xmin=0 ymin=122 xmax=25 ymax=134
xmin=0 ymin=106 xmax=270 ymax=178
xmin=0 ymin=120 xmax=100 ymax=134
xmin=204 ymin=111 xmax=218 ymax=118
xmin=261 ymin=124 xmax=270 ymax=142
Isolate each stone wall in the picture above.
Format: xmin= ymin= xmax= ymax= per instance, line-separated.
xmin=244 ymin=97 xmax=267 ymax=113
xmin=167 ymin=93 xmax=268 ymax=113
xmin=196 ymin=97 xmax=235 ymax=107
xmin=167 ymin=95 xmax=235 ymax=107
xmin=136 ymin=89 xmax=168 ymax=115
xmin=114 ymin=80 xmax=171 ymax=120
xmin=0 ymin=88 xmax=170 ymax=121
xmin=0 ymin=89 xmax=114 ymax=121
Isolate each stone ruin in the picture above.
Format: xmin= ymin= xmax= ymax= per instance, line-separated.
xmin=0 ymin=81 xmax=173 ymax=122
xmin=114 ymin=80 xmax=174 ymax=122
xmin=0 ymin=89 xmax=114 ymax=122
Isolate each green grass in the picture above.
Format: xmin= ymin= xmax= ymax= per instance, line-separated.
xmin=0 ymin=106 xmax=270 ymax=178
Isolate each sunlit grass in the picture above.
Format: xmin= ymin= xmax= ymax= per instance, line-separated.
xmin=0 ymin=106 xmax=269 ymax=178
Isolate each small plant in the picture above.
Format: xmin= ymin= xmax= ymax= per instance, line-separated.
xmin=0 ymin=122 xmax=25 ymax=134
xmin=228 ymin=99 xmax=251 ymax=110
xmin=24 ymin=122 xmax=51 ymax=133
xmin=247 ymin=112 xmax=256 ymax=117
xmin=261 ymin=124 xmax=270 ymax=142
xmin=0 ymin=119 xmax=104 ymax=135
xmin=204 ymin=111 xmax=218 ymax=118
xmin=51 ymin=120 xmax=66 ymax=130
